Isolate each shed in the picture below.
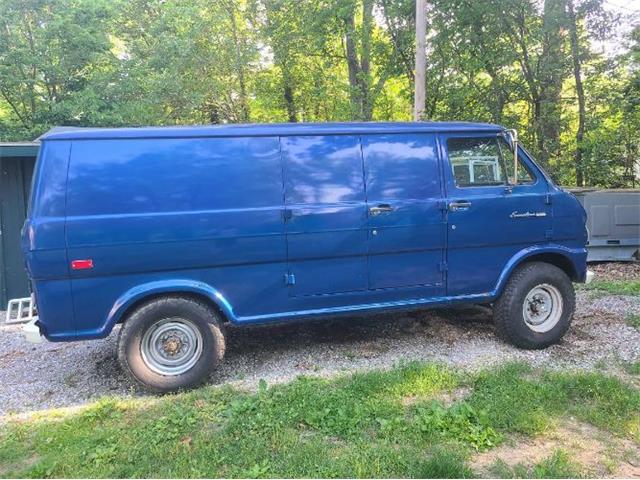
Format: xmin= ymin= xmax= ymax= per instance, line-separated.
xmin=0 ymin=143 xmax=39 ymax=306
xmin=571 ymin=189 xmax=640 ymax=262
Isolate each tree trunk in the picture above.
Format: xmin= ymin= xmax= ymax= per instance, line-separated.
xmin=344 ymin=10 xmax=362 ymax=120
xmin=360 ymin=0 xmax=374 ymax=120
xmin=379 ymin=0 xmax=415 ymax=82
xmin=282 ymin=67 xmax=297 ymax=122
xmin=263 ymin=1 xmax=298 ymax=123
xmin=226 ymin=1 xmax=250 ymax=122
xmin=567 ymin=0 xmax=586 ymax=186
xmin=342 ymin=0 xmax=375 ymax=121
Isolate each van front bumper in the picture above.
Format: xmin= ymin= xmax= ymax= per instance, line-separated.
xmin=23 ymin=319 xmax=44 ymax=344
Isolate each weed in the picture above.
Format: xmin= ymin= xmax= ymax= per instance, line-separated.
xmin=583 ymin=280 xmax=640 ymax=296
xmin=532 ymin=450 xmax=583 ymax=478
xmin=626 ymin=313 xmax=640 ymax=329
xmin=414 ymin=401 xmax=501 ymax=450
xmin=419 ymin=447 xmax=474 ymax=478
xmin=623 ymin=361 xmax=640 ymax=375
xmin=490 ymin=450 xmax=583 ymax=478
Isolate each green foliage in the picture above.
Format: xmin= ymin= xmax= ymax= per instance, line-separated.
xmin=1 ymin=361 xmax=639 ymax=478
xmin=624 ymin=361 xmax=640 ymax=375
xmin=0 ymin=0 xmax=637 ymax=183
xmin=413 ymin=401 xmax=501 ymax=450
xmin=418 ymin=447 xmax=475 ymax=478
xmin=583 ymin=279 xmax=640 ymax=296
xmin=626 ymin=313 xmax=640 ymax=329
xmin=491 ymin=450 xmax=584 ymax=478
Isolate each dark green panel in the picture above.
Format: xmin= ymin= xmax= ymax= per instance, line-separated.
xmin=0 ymin=155 xmax=36 ymax=305
xmin=0 ymin=144 xmax=39 ymax=157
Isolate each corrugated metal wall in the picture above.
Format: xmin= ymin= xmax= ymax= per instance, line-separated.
xmin=0 ymin=152 xmax=36 ymax=306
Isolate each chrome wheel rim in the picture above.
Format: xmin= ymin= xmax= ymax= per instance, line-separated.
xmin=523 ymin=283 xmax=563 ymax=333
xmin=141 ymin=318 xmax=203 ymax=376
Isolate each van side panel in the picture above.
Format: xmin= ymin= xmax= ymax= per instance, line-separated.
xmin=362 ymin=133 xmax=445 ymax=291
xmin=281 ymin=135 xmax=368 ymax=296
xmin=24 ymin=141 xmax=69 ymax=256
xmin=65 ymin=137 xmax=286 ymax=336
xmin=23 ymin=140 xmax=75 ymax=338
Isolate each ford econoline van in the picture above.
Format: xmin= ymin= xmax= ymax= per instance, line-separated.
xmin=18 ymin=122 xmax=592 ymax=391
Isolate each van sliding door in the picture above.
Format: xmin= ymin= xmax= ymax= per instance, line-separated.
xmin=362 ymin=133 xmax=446 ymax=293
xmin=281 ymin=135 xmax=368 ymax=297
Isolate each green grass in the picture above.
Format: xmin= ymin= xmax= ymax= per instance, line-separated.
xmin=582 ymin=279 xmax=640 ymax=296
xmin=1 ymin=362 xmax=638 ymax=478
xmin=490 ymin=450 xmax=584 ymax=478
xmin=626 ymin=313 xmax=640 ymax=329
xmin=624 ymin=361 xmax=640 ymax=376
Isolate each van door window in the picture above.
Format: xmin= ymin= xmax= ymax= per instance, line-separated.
xmin=447 ymin=137 xmax=507 ymax=187
xmin=497 ymin=138 xmax=535 ymax=184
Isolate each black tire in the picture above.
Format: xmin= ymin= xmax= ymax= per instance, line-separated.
xmin=117 ymin=296 xmax=226 ymax=393
xmin=493 ymin=262 xmax=575 ymax=349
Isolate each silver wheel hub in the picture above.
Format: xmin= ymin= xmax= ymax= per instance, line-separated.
xmin=141 ymin=318 xmax=203 ymax=376
xmin=523 ymin=283 xmax=563 ymax=333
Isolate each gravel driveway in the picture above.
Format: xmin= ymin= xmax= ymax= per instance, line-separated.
xmin=1 ymin=264 xmax=639 ymax=418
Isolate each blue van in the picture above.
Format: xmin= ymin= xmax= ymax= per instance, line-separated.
xmin=19 ymin=122 xmax=591 ymax=391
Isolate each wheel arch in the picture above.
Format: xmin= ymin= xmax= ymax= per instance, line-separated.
xmin=107 ymin=280 xmax=236 ymax=331
xmin=493 ymin=246 xmax=585 ymax=298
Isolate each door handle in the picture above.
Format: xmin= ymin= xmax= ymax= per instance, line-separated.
xmin=369 ymin=203 xmax=394 ymax=216
xmin=448 ymin=200 xmax=472 ymax=211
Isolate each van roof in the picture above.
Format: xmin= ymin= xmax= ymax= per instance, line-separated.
xmin=39 ymin=121 xmax=505 ymax=141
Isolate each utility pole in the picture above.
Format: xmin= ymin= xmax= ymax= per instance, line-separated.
xmin=413 ymin=0 xmax=427 ymax=121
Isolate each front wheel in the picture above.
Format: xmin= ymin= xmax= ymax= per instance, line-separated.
xmin=493 ymin=262 xmax=575 ymax=349
xmin=117 ymin=296 xmax=226 ymax=392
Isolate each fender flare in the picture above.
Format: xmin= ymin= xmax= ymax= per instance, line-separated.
xmin=490 ymin=244 xmax=586 ymax=298
xmin=104 ymin=279 xmax=237 ymax=333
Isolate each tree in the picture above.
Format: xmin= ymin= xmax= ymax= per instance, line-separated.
xmin=537 ymin=0 xmax=567 ymax=166
xmin=0 ymin=0 xmax=636 ymax=187
xmin=567 ymin=0 xmax=587 ymax=186
xmin=0 ymin=0 xmax=115 ymax=139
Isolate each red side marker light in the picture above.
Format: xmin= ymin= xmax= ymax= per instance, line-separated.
xmin=71 ymin=259 xmax=94 ymax=270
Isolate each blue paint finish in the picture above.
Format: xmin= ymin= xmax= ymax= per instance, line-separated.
xmin=440 ymin=133 xmax=553 ymax=296
xmin=31 ymin=278 xmax=75 ymax=340
xmin=41 ymin=122 xmax=504 ymax=141
xmin=22 ymin=122 xmax=588 ymax=342
xmin=97 ymin=279 xmax=235 ymax=339
xmin=362 ymin=133 xmax=445 ymax=291
xmin=281 ymin=135 xmax=368 ymax=296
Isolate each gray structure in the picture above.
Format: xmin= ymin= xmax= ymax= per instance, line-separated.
xmin=572 ymin=189 xmax=640 ymax=262
xmin=0 ymin=143 xmax=39 ymax=305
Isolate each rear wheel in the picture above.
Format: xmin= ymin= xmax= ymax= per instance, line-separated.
xmin=117 ymin=296 xmax=225 ymax=392
xmin=493 ymin=262 xmax=574 ymax=349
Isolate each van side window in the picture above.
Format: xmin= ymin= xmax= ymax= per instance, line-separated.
xmin=447 ymin=137 xmax=507 ymax=187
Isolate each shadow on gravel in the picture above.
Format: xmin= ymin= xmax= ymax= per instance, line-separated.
xmin=223 ymin=305 xmax=495 ymax=357
xmin=101 ymin=305 xmax=497 ymax=392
